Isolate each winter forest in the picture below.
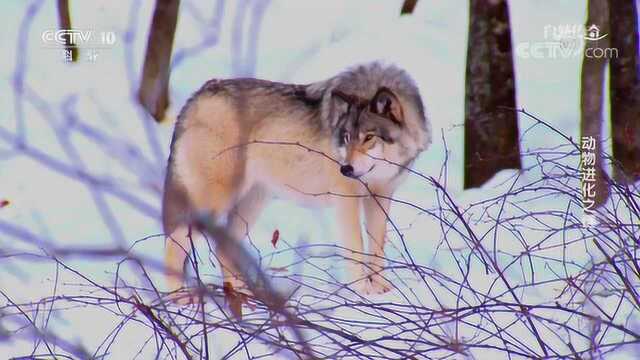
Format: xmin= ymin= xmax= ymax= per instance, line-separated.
xmin=0 ymin=0 xmax=639 ymax=359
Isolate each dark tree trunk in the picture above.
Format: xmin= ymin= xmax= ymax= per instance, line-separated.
xmin=609 ymin=0 xmax=640 ymax=183
xmin=138 ymin=0 xmax=180 ymax=122
xmin=400 ymin=0 xmax=418 ymax=15
xmin=56 ymin=0 xmax=77 ymax=62
xmin=581 ymin=0 xmax=611 ymax=207
xmin=464 ymin=0 xmax=521 ymax=189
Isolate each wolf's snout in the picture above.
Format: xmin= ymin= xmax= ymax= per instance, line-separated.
xmin=340 ymin=164 xmax=354 ymax=177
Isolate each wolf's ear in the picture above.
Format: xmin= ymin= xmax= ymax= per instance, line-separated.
xmin=370 ymin=87 xmax=404 ymax=126
xmin=326 ymin=89 xmax=351 ymax=127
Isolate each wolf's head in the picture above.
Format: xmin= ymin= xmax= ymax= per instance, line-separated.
xmin=309 ymin=62 xmax=431 ymax=182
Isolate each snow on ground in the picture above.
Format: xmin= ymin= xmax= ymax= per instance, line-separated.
xmin=1 ymin=0 xmax=638 ymax=359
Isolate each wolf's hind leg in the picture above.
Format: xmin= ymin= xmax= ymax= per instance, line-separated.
xmin=221 ymin=185 xmax=267 ymax=291
xmin=165 ymin=225 xmax=193 ymax=297
xmin=164 ymin=143 xmax=243 ymax=302
xmin=163 ymin=170 xmax=194 ymax=300
xmin=164 ymin=182 xmax=240 ymax=304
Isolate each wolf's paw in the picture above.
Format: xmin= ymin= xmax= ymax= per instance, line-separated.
xmin=366 ymin=273 xmax=392 ymax=294
xmin=354 ymin=272 xmax=392 ymax=295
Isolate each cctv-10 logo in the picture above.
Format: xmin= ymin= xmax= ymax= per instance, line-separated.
xmin=41 ymin=29 xmax=116 ymax=48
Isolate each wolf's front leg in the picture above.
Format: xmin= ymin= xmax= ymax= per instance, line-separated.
xmin=335 ymin=198 xmax=366 ymax=287
xmin=363 ymin=194 xmax=392 ymax=294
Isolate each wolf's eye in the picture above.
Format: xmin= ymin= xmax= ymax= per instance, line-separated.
xmin=364 ymin=134 xmax=374 ymax=142
xmin=343 ymin=132 xmax=350 ymax=144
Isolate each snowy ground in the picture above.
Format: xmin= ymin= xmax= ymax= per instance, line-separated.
xmin=1 ymin=0 xmax=638 ymax=359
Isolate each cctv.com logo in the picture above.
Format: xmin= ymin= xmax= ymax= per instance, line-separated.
xmin=516 ymin=24 xmax=618 ymax=59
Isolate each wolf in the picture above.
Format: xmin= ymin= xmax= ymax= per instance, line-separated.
xmin=162 ymin=62 xmax=431 ymax=300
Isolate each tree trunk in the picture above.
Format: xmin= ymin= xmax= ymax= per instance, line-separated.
xmin=56 ymin=0 xmax=77 ymax=62
xmin=138 ymin=0 xmax=180 ymax=122
xmin=464 ymin=0 xmax=521 ymax=189
xmin=609 ymin=0 xmax=640 ymax=183
xmin=581 ymin=0 xmax=611 ymax=208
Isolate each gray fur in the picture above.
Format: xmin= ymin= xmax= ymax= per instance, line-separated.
xmin=306 ymin=62 xmax=430 ymax=152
